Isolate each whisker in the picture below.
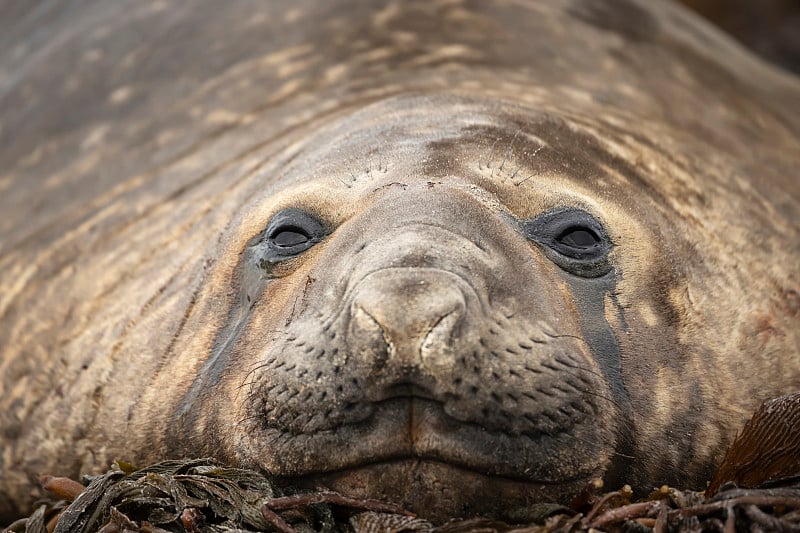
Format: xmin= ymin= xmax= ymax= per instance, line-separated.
xmin=481 ymin=136 xmax=502 ymax=171
xmin=497 ymin=129 xmax=521 ymax=177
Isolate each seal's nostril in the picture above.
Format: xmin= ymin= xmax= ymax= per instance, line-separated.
xmin=351 ymin=306 xmax=382 ymax=334
xmin=420 ymin=307 xmax=464 ymax=364
xmin=426 ymin=308 xmax=461 ymax=339
xmin=349 ymin=305 xmax=393 ymax=367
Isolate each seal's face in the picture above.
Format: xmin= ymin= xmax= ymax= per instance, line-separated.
xmin=248 ymin=191 xmax=620 ymax=519
xmin=181 ymin=96 xmax=647 ymax=521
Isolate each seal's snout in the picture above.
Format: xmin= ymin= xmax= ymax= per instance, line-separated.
xmin=348 ymin=268 xmax=467 ymax=377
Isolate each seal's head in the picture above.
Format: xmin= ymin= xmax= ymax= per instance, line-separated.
xmin=165 ymin=94 xmax=708 ymax=521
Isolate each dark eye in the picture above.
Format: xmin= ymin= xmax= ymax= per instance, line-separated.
xmin=522 ymin=208 xmax=612 ymax=277
xmin=556 ymin=227 xmax=601 ymax=254
xmin=271 ymin=227 xmax=310 ymax=248
xmin=251 ymin=208 xmax=327 ymax=266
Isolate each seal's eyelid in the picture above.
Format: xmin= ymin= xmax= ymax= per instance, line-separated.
xmin=253 ymin=208 xmax=329 ymax=263
xmin=522 ymin=207 xmax=608 ymax=240
xmin=271 ymin=227 xmax=311 ymax=247
xmin=521 ymin=207 xmax=613 ymax=278
xmin=556 ymin=226 xmax=602 ymax=248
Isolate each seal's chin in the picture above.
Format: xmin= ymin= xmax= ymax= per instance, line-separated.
xmin=292 ymin=459 xmax=595 ymax=524
xmin=259 ymin=399 xmax=608 ymax=522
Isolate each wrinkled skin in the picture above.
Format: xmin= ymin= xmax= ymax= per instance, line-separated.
xmin=1 ymin=0 xmax=799 ymax=524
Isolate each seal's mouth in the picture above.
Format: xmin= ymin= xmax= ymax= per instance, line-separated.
xmin=257 ymin=397 xmax=607 ymax=484
xmin=259 ymin=396 xmax=608 ymax=522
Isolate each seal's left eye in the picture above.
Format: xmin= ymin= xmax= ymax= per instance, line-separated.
xmin=271 ymin=227 xmax=310 ymax=248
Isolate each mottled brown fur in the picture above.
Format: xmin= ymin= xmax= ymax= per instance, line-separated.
xmin=1 ymin=0 xmax=799 ymax=524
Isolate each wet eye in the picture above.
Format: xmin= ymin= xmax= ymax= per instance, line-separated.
xmin=556 ymin=227 xmax=601 ymax=254
xmin=271 ymin=227 xmax=310 ymax=248
xmin=522 ymin=208 xmax=612 ymax=278
xmin=252 ymin=208 xmax=328 ymax=265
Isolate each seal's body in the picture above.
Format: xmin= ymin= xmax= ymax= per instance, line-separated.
xmin=1 ymin=0 xmax=799 ymax=523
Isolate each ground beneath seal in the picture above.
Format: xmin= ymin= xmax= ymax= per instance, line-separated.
xmin=6 ymin=459 xmax=800 ymax=532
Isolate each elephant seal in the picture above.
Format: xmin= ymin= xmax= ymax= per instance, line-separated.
xmin=1 ymin=0 xmax=799 ymax=524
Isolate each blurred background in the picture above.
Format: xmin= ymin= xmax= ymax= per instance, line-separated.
xmin=679 ymin=0 xmax=800 ymax=74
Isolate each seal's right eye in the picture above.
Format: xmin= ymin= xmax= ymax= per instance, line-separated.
xmin=554 ymin=226 xmax=603 ymax=258
xmin=521 ymin=207 xmax=613 ymax=278
xmin=254 ymin=208 xmax=327 ymax=264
